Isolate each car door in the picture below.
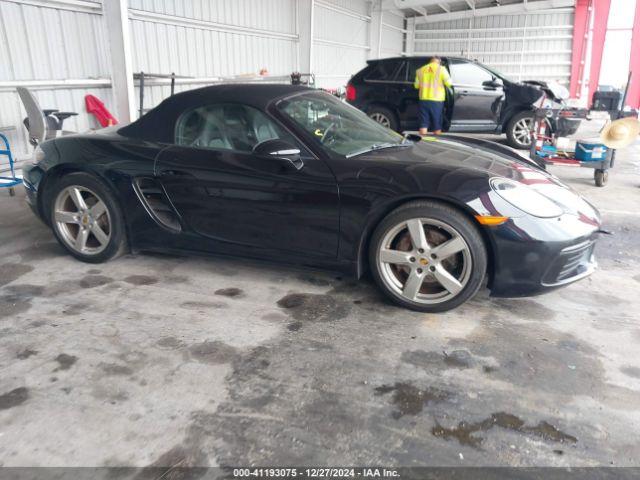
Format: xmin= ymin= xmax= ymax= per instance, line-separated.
xmin=402 ymin=58 xmax=453 ymax=131
xmin=155 ymin=103 xmax=340 ymax=259
xmin=448 ymin=59 xmax=504 ymax=131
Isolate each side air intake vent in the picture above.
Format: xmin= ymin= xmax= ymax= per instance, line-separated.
xmin=133 ymin=177 xmax=181 ymax=233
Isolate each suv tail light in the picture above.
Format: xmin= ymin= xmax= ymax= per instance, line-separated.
xmin=346 ymin=83 xmax=356 ymax=102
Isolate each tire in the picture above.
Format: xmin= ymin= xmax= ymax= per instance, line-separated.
xmin=506 ymin=111 xmax=551 ymax=150
xmin=368 ymin=200 xmax=487 ymax=312
xmin=47 ymin=172 xmax=127 ymax=263
xmin=594 ymin=169 xmax=608 ymax=187
xmin=367 ymin=106 xmax=399 ymax=131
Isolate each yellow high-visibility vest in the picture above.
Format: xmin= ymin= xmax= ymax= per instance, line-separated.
xmin=414 ymin=62 xmax=452 ymax=101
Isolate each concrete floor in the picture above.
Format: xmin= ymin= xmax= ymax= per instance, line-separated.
xmin=1 ymin=132 xmax=639 ymax=469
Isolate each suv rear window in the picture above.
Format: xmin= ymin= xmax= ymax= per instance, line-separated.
xmin=365 ymin=60 xmax=403 ymax=81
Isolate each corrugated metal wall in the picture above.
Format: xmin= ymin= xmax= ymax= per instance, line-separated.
xmin=1 ymin=0 xmax=405 ymax=160
xmin=0 ymin=0 xmax=111 ymax=158
xmin=414 ymin=8 xmax=574 ymax=85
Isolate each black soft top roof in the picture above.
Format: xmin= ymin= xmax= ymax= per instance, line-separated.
xmin=119 ymin=83 xmax=312 ymax=142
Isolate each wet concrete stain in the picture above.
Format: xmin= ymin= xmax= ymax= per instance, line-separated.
xmin=79 ymin=275 xmax=114 ymax=289
xmin=374 ymin=382 xmax=451 ymax=419
xmin=62 ymin=302 xmax=89 ymax=316
xmin=214 ymin=287 xmax=244 ymax=298
xmin=287 ymin=322 xmax=302 ymax=332
xmin=0 ymin=387 xmax=29 ymax=410
xmin=0 ymin=263 xmax=34 ymax=287
xmin=16 ymin=348 xmax=38 ymax=360
xmin=100 ymin=363 xmax=134 ymax=376
xmin=4 ymin=284 xmax=45 ymax=297
xmin=620 ymin=366 xmax=640 ymax=379
xmin=124 ymin=275 xmax=158 ymax=286
xmin=296 ymin=274 xmax=332 ymax=287
xmin=401 ymin=349 xmax=476 ymax=370
xmin=444 ymin=350 xmax=475 ymax=369
xmin=87 ymin=269 xmax=101 ymax=275
xmin=180 ymin=301 xmax=228 ymax=310
xmin=0 ymin=285 xmax=37 ymax=319
xmin=135 ymin=445 xmax=209 ymax=475
xmin=188 ymin=341 xmax=237 ymax=365
xmin=276 ymin=293 xmax=351 ymax=323
xmin=432 ymin=412 xmax=577 ymax=449
xmin=54 ymin=353 xmax=78 ymax=371
xmin=261 ymin=312 xmax=289 ymax=322
xmin=157 ymin=336 xmax=185 ymax=349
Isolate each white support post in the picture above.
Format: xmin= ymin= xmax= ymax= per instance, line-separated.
xmin=368 ymin=0 xmax=383 ymax=59
xmin=103 ymin=0 xmax=135 ymax=122
xmin=406 ymin=16 xmax=416 ymax=55
xmin=297 ymin=0 xmax=314 ymax=73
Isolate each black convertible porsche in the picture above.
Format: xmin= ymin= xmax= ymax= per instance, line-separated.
xmin=23 ymin=84 xmax=601 ymax=312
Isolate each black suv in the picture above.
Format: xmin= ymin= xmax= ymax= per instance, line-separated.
xmin=346 ymin=56 xmax=580 ymax=149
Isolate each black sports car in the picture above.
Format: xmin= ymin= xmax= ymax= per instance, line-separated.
xmin=23 ymin=84 xmax=601 ymax=312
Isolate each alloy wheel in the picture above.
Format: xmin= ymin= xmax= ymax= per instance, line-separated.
xmin=513 ymin=117 xmax=534 ymax=146
xmin=369 ymin=112 xmax=391 ymax=128
xmin=377 ymin=218 xmax=472 ymax=305
xmin=53 ymin=185 xmax=112 ymax=255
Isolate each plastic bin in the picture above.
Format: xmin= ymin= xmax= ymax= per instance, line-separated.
xmin=575 ymin=140 xmax=608 ymax=162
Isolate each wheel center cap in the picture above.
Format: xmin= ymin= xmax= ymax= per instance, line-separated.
xmin=81 ymin=214 xmax=90 ymax=225
xmin=419 ymin=258 xmax=429 ymax=266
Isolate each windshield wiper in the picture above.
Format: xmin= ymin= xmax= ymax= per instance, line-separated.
xmin=346 ymin=142 xmax=409 ymax=158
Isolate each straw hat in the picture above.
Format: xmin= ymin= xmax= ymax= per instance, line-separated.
xmin=600 ymin=117 xmax=640 ymax=149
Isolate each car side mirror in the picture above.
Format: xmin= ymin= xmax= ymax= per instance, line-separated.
xmin=482 ymin=79 xmax=503 ymax=90
xmin=253 ymin=139 xmax=303 ymax=170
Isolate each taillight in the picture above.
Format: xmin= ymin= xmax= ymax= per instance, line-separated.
xmin=346 ymin=83 xmax=356 ymax=102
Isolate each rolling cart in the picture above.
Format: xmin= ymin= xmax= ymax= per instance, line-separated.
xmin=527 ymin=106 xmax=614 ymax=187
xmin=0 ymin=132 xmax=22 ymax=196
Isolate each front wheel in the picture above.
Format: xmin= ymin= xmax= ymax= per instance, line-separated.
xmin=506 ymin=111 xmax=552 ymax=150
xmin=369 ymin=201 xmax=487 ymax=312
xmin=48 ymin=172 xmax=127 ymax=263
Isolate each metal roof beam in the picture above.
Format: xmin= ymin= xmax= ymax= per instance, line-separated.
xmin=415 ymin=0 xmax=575 ymax=23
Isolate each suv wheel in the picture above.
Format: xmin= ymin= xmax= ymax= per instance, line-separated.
xmin=367 ymin=106 xmax=398 ymax=131
xmin=506 ymin=111 xmax=552 ymax=150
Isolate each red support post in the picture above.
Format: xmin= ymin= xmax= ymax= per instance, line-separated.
xmin=569 ymin=0 xmax=591 ymax=99
xmin=587 ymin=0 xmax=612 ymax=107
xmin=627 ymin=0 xmax=640 ymax=109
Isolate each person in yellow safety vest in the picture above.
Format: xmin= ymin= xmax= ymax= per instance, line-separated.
xmin=414 ymin=56 xmax=452 ymax=136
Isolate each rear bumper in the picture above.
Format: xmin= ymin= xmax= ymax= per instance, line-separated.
xmin=22 ymin=163 xmax=46 ymax=223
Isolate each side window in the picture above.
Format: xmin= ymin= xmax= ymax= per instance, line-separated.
xmin=449 ymin=61 xmax=493 ymax=87
xmin=175 ymin=104 xmax=298 ymax=153
xmin=365 ymin=60 xmax=402 ymax=81
xmin=408 ymin=58 xmax=452 ymax=83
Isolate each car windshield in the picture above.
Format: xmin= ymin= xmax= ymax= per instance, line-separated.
xmin=276 ymin=92 xmax=406 ymax=157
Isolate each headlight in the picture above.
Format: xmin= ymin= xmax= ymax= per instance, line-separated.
xmin=490 ymin=177 xmax=563 ymax=218
xmin=32 ymin=145 xmax=45 ymax=163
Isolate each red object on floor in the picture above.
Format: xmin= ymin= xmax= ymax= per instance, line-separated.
xmin=85 ymin=94 xmax=118 ymax=127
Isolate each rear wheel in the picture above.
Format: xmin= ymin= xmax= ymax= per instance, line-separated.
xmin=369 ymin=201 xmax=487 ymax=312
xmin=48 ymin=172 xmax=126 ymax=263
xmin=367 ymin=106 xmax=399 ymax=131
